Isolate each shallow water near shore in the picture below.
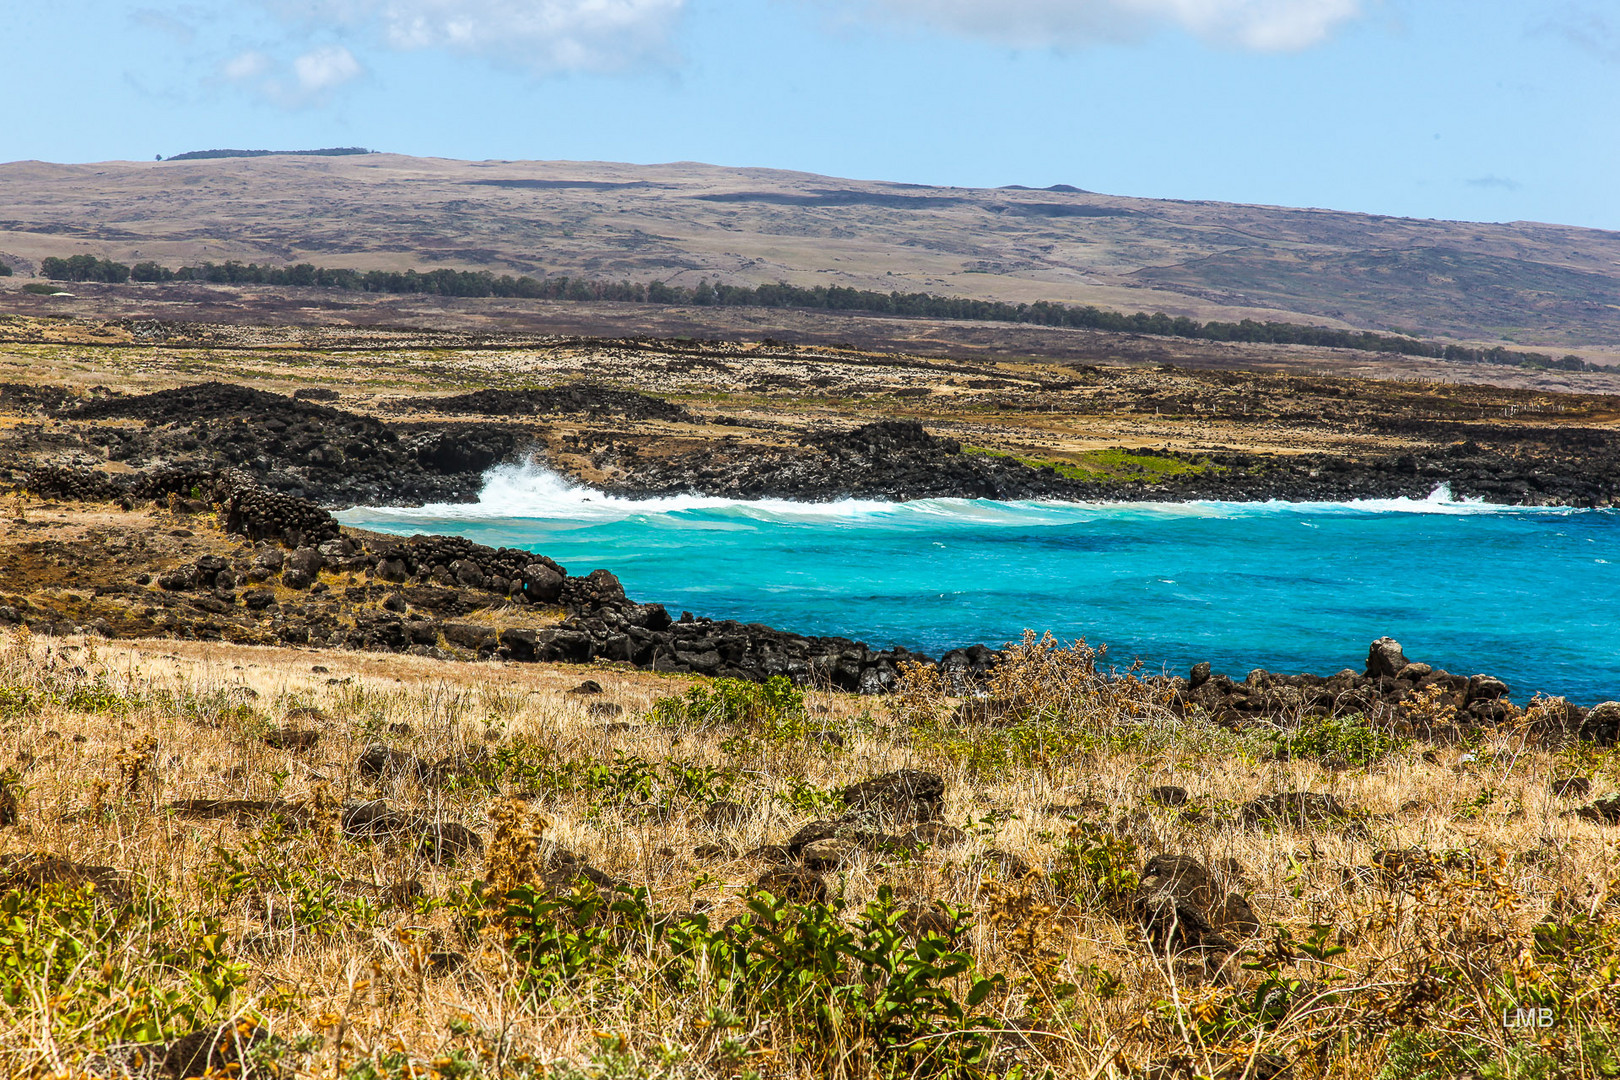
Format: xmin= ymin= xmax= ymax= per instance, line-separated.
xmin=340 ymin=465 xmax=1620 ymax=703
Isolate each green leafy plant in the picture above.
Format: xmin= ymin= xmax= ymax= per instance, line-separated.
xmin=1275 ymin=713 xmax=1409 ymax=767
xmin=665 ymin=886 xmax=1002 ymax=1077
xmin=1050 ymin=825 xmax=1139 ymax=912
xmin=776 ymin=776 xmax=843 ymax=817
xmin=0 ymin=884 xmax=247 ymax=1045
xmin=204 ymin=824 xmax=379 ymax=936
xmin=653 ymin=676 xmax=805 ymax=731
xmin=500 ymin=879 xmax=654 ymax=993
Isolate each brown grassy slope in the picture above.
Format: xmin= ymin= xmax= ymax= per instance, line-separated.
xmin=1 ymin=155 xmax=1618 ymax=349
xmin=2 ymin=629 xmax=1619 ymax=1078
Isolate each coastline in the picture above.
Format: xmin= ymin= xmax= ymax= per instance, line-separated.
xmin=3 ymin=378 xmax=1615 ymax=728
xmin=11 ymin=458 xmax=1618 ymax=738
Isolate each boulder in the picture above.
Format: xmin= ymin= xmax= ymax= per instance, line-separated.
xmin=521 ymin=563 xmax=564 ymax=602
xmin=1149 ymin=785 xmax=1189 ymax=807
xmin=156 ymin=568 xmax=196 ymax=591
xmin=1134 ymin=854 xmax=1254 ymax=954
xmin=0 ymin=853 xmax=131 ymax=903
xmin=1365 ymin=637 xmax=1408 ymax=679
xmin=250 ymin=547 xmax=285 ymax=575
xmin=700 ymin=801 xmax=750 ymax=829
xmin=194 ymin=554 xmax=229 ymax=586
xmin=1138 ymin=854 xmax=1219 ymax=911
xmin=539 ymin=844 xmax=628 ymax=894
xmin=241 ymin=589 xmax=276 ymax=611
xmin=281 ymin=569 xmax=315 ymax=590
xmin=441 ymin=622 xmax=497 ymax=651
xmin=1466 ymin=674 xmax=1510 ymax=702
xmin=450 ymin=559 xmax=486 ymax=589
xmin=1580 ymin=702 xmax=1620 ymax=746
xmin=1576 ymin=796 xmax=1620 ymax=825
xmin=839 ymin=769 xmax=945 ymax=823
xmin=899 ymin=905 xmax=968 ymax=944
xmin=800 ymin=838 xmax=854 ymax=872
xmin=287 ymin=546 xmax=323 ymax=577
xmin=755 ymin=866 xmax=826 ymax=903
xmin=340 ymin=800 xmax=483 ymax=862
xmin=357 ymin=744 xmax=428 ymax=781
xmin=582 ymin=568 xmax=626 ymax=602
xmin=904 ymin=821 xmax=969 ymax=849
xmin=787 ymin=816 xmax=898 ymax=855
xmin=1551 ymin=776 xmax=1590 ymax=798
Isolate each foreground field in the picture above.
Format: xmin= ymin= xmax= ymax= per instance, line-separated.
xmin=2 ymin=629 xmax=1617 ymax=1078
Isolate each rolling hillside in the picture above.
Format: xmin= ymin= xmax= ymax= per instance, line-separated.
xmin=1 ymin=153 xmax=1617 ymax=349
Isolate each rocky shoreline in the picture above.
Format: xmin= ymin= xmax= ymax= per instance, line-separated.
xmin=11 ymin=461 xmax=1619 ymax=741
xmin=4 ymin=381 xmax=1618 ymax=509
xmin=601 ymin=416 xmax=1620 ymax=507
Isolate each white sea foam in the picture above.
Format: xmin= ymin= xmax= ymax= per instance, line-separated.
xmin=338 ymin=465 xmax=1564 ymax=531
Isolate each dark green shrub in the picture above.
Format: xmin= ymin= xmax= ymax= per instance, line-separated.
xmin=652 ymin=675 xmax=805 ymax=729
xmin=665 ymin=886 xmax=1002 ymax=1077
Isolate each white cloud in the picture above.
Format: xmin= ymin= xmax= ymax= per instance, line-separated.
xmin=293 ymin=44 xmax=364 ymax=91
xmin=263 ymin=0 xmax=687 ymax=73
xmin=223 ymin=50 xmax=274 ymax=81
xmin=844 ymin=0 xmax=1364 ymax=51
xmin=222 ymin=45 xmax=364 ymax=106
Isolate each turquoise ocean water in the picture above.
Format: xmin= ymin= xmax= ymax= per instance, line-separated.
xmin=339 ymin=465 xmax=1620 ymax=704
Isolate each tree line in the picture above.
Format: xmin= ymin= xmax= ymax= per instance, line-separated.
xmin=36 ymin=254 xmax=1594 ymax=372
xmin=161 ymin=147 xmax=374 ymax=162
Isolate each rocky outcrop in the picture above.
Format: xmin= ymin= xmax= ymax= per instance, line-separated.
xmin=56 ymin=381 xmax=531 ymax=506
xmin=1171 ymin=638 xmax=1545 ymax=733
xmin=608 ymin=419 xmax=1089 ymax=502
xmin=606 ymin=418 xmax=1620 ymax=507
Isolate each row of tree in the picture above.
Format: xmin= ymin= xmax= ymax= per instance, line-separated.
xmin=36 ymin=254 xmax=1593 ymax=372
xmin=39 ymin=255 xmax=133 ymax=283
xmin=162 ymin=147 xmax=373 ymax=162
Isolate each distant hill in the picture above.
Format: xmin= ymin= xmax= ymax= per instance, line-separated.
xmin=0 ymin=153 xmax=1615 ymax=349
xmin=161 ymin=147 xmax=373 ymax=162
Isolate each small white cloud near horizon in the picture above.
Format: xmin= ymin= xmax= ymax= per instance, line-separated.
xmin=262 ymin=0 xmax=687 ymax=73
xmin=839 ymin=0 xmax=1365 ymax=51
xmin=223 ymin=44 xmax=364 ymax=106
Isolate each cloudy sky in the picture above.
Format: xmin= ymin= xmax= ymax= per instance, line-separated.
xmin=4 ymin=1 xmax=1617 ymax=228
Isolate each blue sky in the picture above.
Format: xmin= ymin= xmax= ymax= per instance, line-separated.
xmin=4 ymin=0 xmax=1617 ymax=229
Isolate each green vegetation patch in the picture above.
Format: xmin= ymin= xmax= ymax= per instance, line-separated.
xmin=964 ymin=444 xmax=1217 ymax=484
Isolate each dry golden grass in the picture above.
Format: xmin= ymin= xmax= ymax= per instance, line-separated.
xmin=1 ymin=627 xmax=1617 ymax=1079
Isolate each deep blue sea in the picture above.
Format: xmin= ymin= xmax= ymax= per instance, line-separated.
xmin=339 ymin=465 xmax=1620 ymax=704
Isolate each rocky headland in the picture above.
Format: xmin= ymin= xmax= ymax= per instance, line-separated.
xmin=4 ymin=379 xmax=1619 ymax=508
